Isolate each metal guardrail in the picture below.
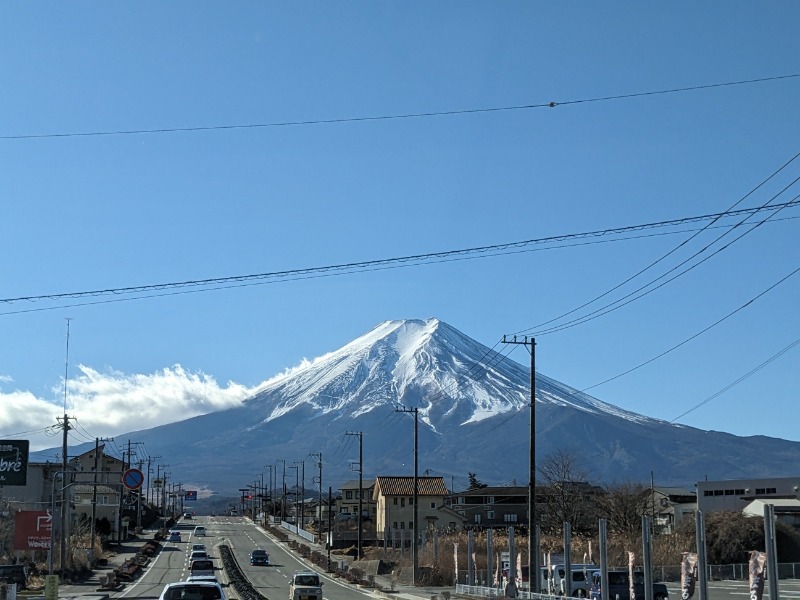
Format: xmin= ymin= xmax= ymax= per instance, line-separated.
xmin=280 ymin=520 xmax=316 ymax=543
xmin=455 ymin=584 xmax=558 ymax=599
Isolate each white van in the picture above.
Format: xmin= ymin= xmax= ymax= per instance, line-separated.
xmin=542 ymin=564 xmax=595 ymax=597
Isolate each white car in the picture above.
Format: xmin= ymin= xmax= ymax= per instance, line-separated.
xmin=193 ymin=526 xmax=207 ymax=537
xmin=159 ymin=581 xmax=225 ymax=600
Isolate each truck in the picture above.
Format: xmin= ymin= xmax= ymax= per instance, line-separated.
xmin=589 ymin=569 xmax=669 ymax=600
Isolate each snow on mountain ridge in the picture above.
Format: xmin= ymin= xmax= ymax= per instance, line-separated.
xmin=246 ymin=318 xmax=666 ymax=429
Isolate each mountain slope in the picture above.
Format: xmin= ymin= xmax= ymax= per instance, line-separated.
xmin=46 ymin=318 xmax=800 ymax=494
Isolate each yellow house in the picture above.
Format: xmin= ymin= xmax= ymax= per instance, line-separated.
xmin=373 ymin=476 xmax=463 ymax=536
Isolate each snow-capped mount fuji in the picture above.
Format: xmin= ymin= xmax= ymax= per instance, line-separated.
xmin=248 ymin=318 xmax=660 ymax=433
xmin=63 ymin=318 xmax=800 ymax=494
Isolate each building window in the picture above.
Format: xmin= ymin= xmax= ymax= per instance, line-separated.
xmin=767 ymin=488 xmax=777 ymax=494
xmin=457 ymin=497 xmax=464 ymax=504
xmin=393 ymin=497 xmax=398 ymax=505
xmin=735 ymin=489 xmax=745 ymax=494
xmin=409 ymin=497 xmax=414 ymax=505
xmin=409 ymin=521 xmax=413 ymax=529
xmin=430 ymin=502 xmax=436 ymax=509
xmin=756 ymin=488 xmax=766 ymax=495
xmin=725 ymin=490 xmax=734 ymax=495
xmin=486 ymin=496 xmax=495 ymax=504
xmin=504 ymin=513 xmax=518 ymax=523
xmin=487 ymin=511 xmax=495 ymax=520
xmin=346 ymin=491 xmax=353 ymax=499
xmin=393 ymin=522 xmax=398 ymax=530
xmin=100 ymin=495 xmax=109 ymax=504
xmin=474 ymin=514 xmax=481 ymax=524
xmin=714 ymin=490 xmax=723 ymax=496
xmin=400 ymin=522 xmax=405 ymax=530
xmin=401 ymin=498 xmax=405 ymax=507
xmin=704 ymin=491 xmax=713 ymax=496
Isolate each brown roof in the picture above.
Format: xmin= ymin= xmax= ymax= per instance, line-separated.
xmin=375 ymin=476 xmax=448 ymax=497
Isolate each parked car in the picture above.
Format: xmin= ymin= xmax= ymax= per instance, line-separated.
xmin=541 ymin=564 xmax=595 ymax=597
xmin=289 ymin=571 xmax=323 ymax=600
xmin=168 ymin=531 xmax=182 ymax=542
xmin=193 ymin=526 xmax=207 ymax=537
xmin=0 ymin=564 xmax=28 ymax=589
xmin=159 ymin=581 xmax=225 ymax=600
xmin=250 ymin=549 xmax=270 ymax=566
xmin=589 ymin=570 xmax=669 ymax=600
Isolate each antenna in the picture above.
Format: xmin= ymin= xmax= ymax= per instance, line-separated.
xmin=63 ymin=318 xmax=72 ymax=412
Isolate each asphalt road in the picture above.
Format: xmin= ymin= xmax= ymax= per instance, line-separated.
xmin=114 ymin=515 xmax=372 ymax=600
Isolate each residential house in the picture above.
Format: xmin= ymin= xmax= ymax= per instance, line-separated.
xmin=650 ymin=487 xmax=696 ymax=534
xmin=373 ymin=476 xmax=464 ymax=538
xmin=451 ymin=485 xmax=528 ymax=528
xmin=337 ymin=479 xmax=377 ymax=519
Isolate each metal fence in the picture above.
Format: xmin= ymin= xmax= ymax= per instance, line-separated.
xmin=280 ymin=520 xmax=316 ymax=543
xmin=455 ymin=584 xmax=556 ymax=599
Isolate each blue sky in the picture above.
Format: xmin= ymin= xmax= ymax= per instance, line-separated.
xmin=1 ymin=3 xmax=799 ymax=456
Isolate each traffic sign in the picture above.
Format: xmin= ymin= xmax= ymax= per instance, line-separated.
xmin=122 ymin=468 xmax=145 ymax=490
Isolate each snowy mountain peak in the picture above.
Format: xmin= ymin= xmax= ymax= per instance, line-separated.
xmin=246 ymin=318 xmax=662 ymax=431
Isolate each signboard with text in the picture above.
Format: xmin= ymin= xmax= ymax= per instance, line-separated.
xmin=14 ymin=510 xmax=52 ymax=550
xmin=185 ymin=490 xmax=198 ymax=501
xmin=0 ymin=439 xmax=29 ymax=486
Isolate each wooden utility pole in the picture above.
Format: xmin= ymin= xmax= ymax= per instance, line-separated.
xmin=503 ymin=335 xmax=538 ymax=592
xmin=395 ymin=406 xmax=419 ymax=585
xmin=345 ymin=431 xmax=363 ymax=560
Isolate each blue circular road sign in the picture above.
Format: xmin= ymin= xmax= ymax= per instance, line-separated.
xmin=123 ymin=468 xmax=145 ymax=490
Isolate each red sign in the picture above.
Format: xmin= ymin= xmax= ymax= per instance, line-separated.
xmin=14 ymin=510 xmax=52 ymax=550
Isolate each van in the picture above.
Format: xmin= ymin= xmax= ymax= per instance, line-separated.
xmin=0 ymin=564 xmax=28 ymax=589
xmin=589 ymin=570 xmax=669 ymax=600
xmin=542 ymin=564 xmax=595 ymax=597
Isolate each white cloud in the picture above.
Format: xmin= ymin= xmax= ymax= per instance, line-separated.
xmin=0 ymin=364 xmax=263 ymax=451
xmin=0 ymin=374 xmax=13 ymax=384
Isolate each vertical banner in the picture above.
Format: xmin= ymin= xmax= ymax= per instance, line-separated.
xmin=749 ymin=551 xmax=766 ymax=600
xmin=495 ymin=551 xmax=501 ymax=587
xmin=628 ymin=551 xmax=636 ymax=600
xmin=454 ymin=543 xmax=459 ymax=585
xmin=516 ymin=551 xmax=522 ymax=586
xmin=681 ymin=552 xmax=698 ymax=599
xmin=0 ymin=440 xmax=29 ymax=486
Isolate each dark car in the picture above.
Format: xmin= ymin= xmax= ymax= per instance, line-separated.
xmin=249 ymin=549 xmax=270 ymax=566
xmin=589 ymin=570 xmax=669 ymax=600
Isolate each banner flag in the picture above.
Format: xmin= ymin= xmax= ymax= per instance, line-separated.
xmin=681 ymin=552 xmax=697 ymax=599
xmin=749 ymin=550 xmax=767 ymax=600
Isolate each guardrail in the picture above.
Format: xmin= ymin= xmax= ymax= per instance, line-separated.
xmin=455 ymin=584 xmax=557 ymax=599
xmin=280 ymin=520 xmax=316 ymax=543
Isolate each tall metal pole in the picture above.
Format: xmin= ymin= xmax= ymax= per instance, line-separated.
xmin=346 ymin=432 xmax=364 ymax=560
xmin=503 ymin=335 xmax=537 ymax=592
xmin=394 ymin=407 xmax=419 ymax=584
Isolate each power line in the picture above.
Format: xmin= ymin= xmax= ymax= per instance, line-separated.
xmin=3 ymin=200 xmax=797 ymax=308
xmin=513 ymin=149 xmax=800 ymax=336
xmin=671 ymin=336 xmax=800 ymax=424
xmin=2 ymin=74 xmax=797 ymax=141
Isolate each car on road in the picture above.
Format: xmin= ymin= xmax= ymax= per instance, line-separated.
xmin=193 ymin=525 xmax=207 ymax=537
xmin=249 ymin=549 xmax=270 ymax=566
xmin=187 ymin=574 xmax=219 ymax=585
xmin=589 ymin=570 xmax=669 ymax=600
xmin=159 ymin=581 xmax=225 ymax=600
xmin=190 ymin=550 xmax=209 ymax=562
xmin=289 ymin=570 xmax=323 ymax=600
xmin=183 ymin=512 xmax=193 ymax=519
xmin=190 ymin=558 xmax=215 ymax=578
xmin=168 ymin=531 xmax=182 ymax=542
xmin=192 ymin=543 xmax=207 ymax=553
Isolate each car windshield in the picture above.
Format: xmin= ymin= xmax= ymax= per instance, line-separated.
xmin=252 ymin=551 xmax=267 ymax=556
xmin=165 ymin=585 xmax=221 ymax=600
xmin=296 ymin=575 xmax=319 ymax=586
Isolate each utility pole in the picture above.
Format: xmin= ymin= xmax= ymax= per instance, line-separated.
xmin=346 ymin=432 xmax=363 ymax=560
xmin=503 ymin=334 xmax=538 ymax=592
xmin=59 ymin=317 xmax=73 ymax=574
xmin=309 ymin=452 xmax=322 ymax=534
xmin=395 ymin=406 xmax=419 ymax=585
xmin=281 ymin=459 xmax=287 ymax=522
xmin=294 ymin=460 xmax=305 ymax=531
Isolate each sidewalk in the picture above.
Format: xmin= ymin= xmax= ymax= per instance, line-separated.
xmin=254 ymin=519 xmax=461 ymax=600
xmin=40 ymin=528 xmax=161 ymax=600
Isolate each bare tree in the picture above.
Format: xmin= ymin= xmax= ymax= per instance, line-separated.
xmin=537 ymin=449 xmax=595 ymax=534
xmin=594 ymin=482 xmax=651 ymax=537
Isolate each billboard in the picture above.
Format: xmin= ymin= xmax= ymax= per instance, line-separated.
xmin=14 ymin=510 xmax=52 ymax=550
xmin=0 ymin=439 xmax=29 ymax=486
xmin=185 ymin=490 xmax=198 ymax=501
